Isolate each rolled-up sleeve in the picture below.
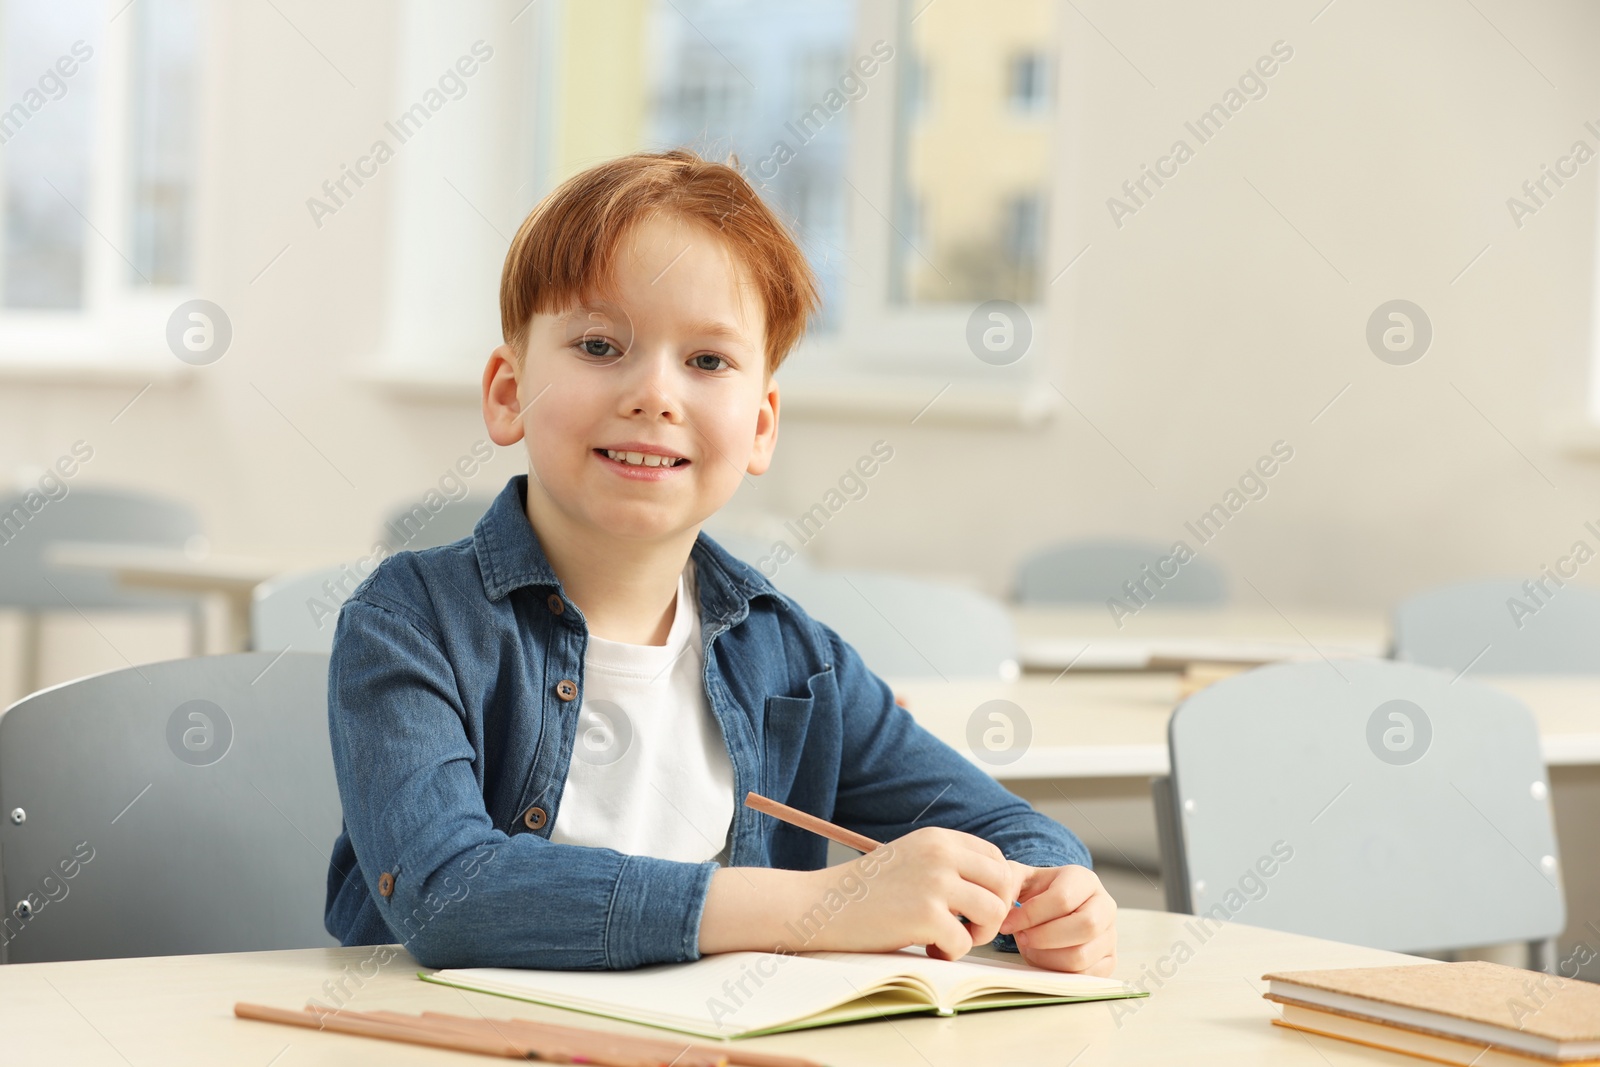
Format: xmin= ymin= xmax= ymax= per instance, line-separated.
xmin=327 ymin=595 xmax=717 ymax=970
xmin=822 ymin=623 xmax=1092 ymax=872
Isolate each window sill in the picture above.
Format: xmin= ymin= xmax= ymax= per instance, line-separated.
xmin=0 ymin=354 xmax=192 ymax=385
xmin=355 ymin=362 xmax=480 ymax=401
xmin=1550 ymin=421 xmax=1600 ymax=458
xmin=777 ymin=375 xmax=1061 ymax=427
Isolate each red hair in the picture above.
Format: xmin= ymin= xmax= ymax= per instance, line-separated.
xmin=499 ymin=148 xmax=819 ymax=374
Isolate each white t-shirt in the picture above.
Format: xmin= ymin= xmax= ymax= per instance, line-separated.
xmin=547 ymin=561 xmax=735 ymax=866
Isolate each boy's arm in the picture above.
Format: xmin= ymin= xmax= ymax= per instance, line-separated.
xmin=821 ymin=623 xmax=1092 ymax=873
xmin=327 ymin=595 xmax=720 ymax=970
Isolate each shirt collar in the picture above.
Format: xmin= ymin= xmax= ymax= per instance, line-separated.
xmin=474 ymin=474 xmax=777 ymax=629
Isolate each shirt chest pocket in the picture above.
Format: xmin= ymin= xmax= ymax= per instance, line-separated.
xmin=761 ymin=664 xmax=837 ymax=801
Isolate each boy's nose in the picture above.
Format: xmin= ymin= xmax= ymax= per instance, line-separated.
xmin=630 ymin=397 xmax=675 ymax=418
xmin=622 ymin=356 xmax=682 ymax=420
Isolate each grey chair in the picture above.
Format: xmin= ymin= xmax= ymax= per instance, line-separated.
xmin=381 ymin=494 xmax=495 ymax=552
xmin=252 ymin=563 xmax=362 ymax=653
xmin=771 ymin=568 xmax=1019 ymax=679
xmin=0 ymin=651 xmax=341 ymax=963
xmin=1151 ymin=659 xmax=1565 ymax=968
xmin=0 ymin=487 xmax=206 ymax=695
xmin=1014 ymin=538 xmax=1227 ymax=605
xmin=1393 ymin=580 xmax=1600 ymax=674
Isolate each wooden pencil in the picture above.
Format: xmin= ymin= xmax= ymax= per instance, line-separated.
xmin=415 ymin=1011 xmax=727 ymax=1067
xmin=419 ymin=1010 xmax=829 ymax=1067
xmin=235 ymin=1001 xmax=537 ymax=1059
xmin=743 ymin=792 xmax=882 ymax=854
xmin=369 ymin=1009 xmax=662 ymax=1066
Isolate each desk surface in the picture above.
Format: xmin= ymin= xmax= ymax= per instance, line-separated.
xmin=1012 ymin=604 xmax=1390 ymax=671
xmin=889 ymin=673 xmax=1600 ymax=777
xmin=0 ymin=909 xmax=1431 ymax=1066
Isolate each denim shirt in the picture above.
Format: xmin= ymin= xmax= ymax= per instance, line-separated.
xmin=324 ymin=474 xmax=1092 ymax=970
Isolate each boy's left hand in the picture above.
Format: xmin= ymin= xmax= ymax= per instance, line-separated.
xmin=996 ymin=862 xmax=1118 ymax=976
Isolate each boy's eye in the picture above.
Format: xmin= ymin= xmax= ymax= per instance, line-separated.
xmin=579 ymin=337 xmax=620 ymax=359
xmin=690 ymin=353 xmax=728 ymax=371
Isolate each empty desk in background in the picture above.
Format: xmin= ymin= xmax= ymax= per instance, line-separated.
xmin=1011 ymin=605 xmax=1390 ymax=672
xmin=0 ymin=909 xmax=1435 ymax=1066
xmin=888 ymin=673 xmax=1600 ymax=778
xmin=44 ymin=543 xmax=279 ymax=654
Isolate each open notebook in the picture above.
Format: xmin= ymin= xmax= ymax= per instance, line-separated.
xmin=421 ymin=945 xmax=1146 ymax=1039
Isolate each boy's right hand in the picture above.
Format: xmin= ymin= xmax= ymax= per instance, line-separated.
xmin=798 ymin=827 xmax=1025 ymax=961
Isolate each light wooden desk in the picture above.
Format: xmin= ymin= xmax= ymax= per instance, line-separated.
xmin=45 ymin=542 xmax=279 ymax=654
xmin=1012 ymin=605 xmax=1390 ymax=671
xmin=889 ymin=673 xmax=1600 ymax=779
xmin=0 ymin=909 xmax=1431 ymax=1066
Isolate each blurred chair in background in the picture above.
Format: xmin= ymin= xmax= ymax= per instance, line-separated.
xmin=701 ymin=512 xmax=813 ymax=578
xmin=252 ymin=563 xmax=360 ymax=654
xmin=0 ymin=651 xmax=341 ymax=963
xmin=1152 ymin=659 xmax=1564 ymax=969
xmin=771 ymin=567 xmax=1019 ymax=680
xmin=380 ymin=495 xmax=495 ymax=552
xmin=1014 ymin=538 xmax=1228 ymax=605
xmin=1393 ymin=580 xmax=1600 ymax=674
xmin=0 ymin=487 xmax=206 ymax=699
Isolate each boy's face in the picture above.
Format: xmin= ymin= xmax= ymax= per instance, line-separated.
xmin=483 ymin=213 xmax=778 ymax=545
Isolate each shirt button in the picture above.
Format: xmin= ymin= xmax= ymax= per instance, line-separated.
xmin=377 ymin=871 xmax=395 ymax=898
xmin=522 ymin=806 xmax=548 ymax=831
xmin=546 ymin=593 xmax=564 ymax=615
xmin=555 ymin=679 xmax=578 ymax=701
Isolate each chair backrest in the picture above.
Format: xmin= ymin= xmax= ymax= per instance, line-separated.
xmin=1393 ymin=580 xmax=1600 ymax=674
xmin=1153 ymin=659 xmax=1564 ymax=953
xmin=0 ymin=486 xmax=204 ymax=610
xmin=1014 ymin=538 xmax=1227 ymax=605
xmin=252 ymin=563 xmax=362 ymax=653
xmin=0 ymin=652 xmax=341 ymax=963
xmin=771 ymin=568 xmax=1018 ymax=679
xmin=380 ymin=494 xmax=495 ymax=552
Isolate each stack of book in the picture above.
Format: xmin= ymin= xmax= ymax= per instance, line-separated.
xmin=1262 ymin=960 xmax=1600 ymax=1066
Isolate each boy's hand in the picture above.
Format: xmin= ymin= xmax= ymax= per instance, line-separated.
xmin=803 ymin=827 xmax=1025 ymax=962
xmin=996 ymin=862 xmax=1118 ymax=976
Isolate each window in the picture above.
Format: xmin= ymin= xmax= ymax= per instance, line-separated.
xmin=378 ymin=0 xmax=1064 ymax=423
xmin=890 ymin=1 xmax=1056 ymax=307
xmin=0 ymin=0 xmax=204 ymax=368
xmin=1 ymin=0 xmax=102 ymax=309
xmin=1007 ymin=51 xmax=1050 ymax=113
xmin=127 ymin=0 xmax=200 ymax=287
xmin=1589 ymin=179 xmax=1600 ymax=426
xmin=642 ymin=0 xmax=856 ymax=335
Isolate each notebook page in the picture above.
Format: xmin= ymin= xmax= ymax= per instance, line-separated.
xmin=424 ymin=948 xmax=942 ymax=1038
xmin=802 ymin=946 xmax=1135 ymax=1008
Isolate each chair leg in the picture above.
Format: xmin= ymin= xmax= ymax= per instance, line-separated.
xmin=18 ymin=609 xmax=41 ymax=699
xmin=1526 ymin=936 xmax=1559 ymax=974
xmin=189 ymin=601 xmax=208 ymax=657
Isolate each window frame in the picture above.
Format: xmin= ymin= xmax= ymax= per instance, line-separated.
xmin=367 ymin=0 xmax=1065 ymax=427
xmin=0 ymin=0 xmax=203 ymax=378
xmin=772 ymin=0 xmax=1059 ymax=424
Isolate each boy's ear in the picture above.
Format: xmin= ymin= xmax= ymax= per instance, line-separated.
xmin=482 ymin=344 xmax=527 ymax=446
xmin=745 ymin=376 xmax=780 ymax=476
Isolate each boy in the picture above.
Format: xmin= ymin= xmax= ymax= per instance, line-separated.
xmin=324 ymin=148 xmax=1117 ymax=975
